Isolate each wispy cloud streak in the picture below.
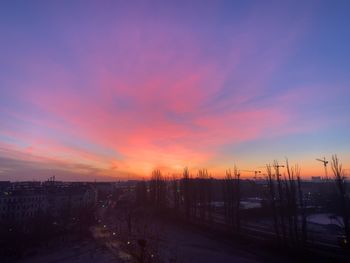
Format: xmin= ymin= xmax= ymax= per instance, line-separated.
xmin=0 ymin=1 xmax=349 ymax=178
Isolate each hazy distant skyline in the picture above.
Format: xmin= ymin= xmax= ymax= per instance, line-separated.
xmin=1 ymin=1 xmax=350 ymax=180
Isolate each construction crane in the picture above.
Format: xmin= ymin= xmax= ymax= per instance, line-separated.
xmin=316 ymin=157 xmax=328 ymax=180
xmin=273 ymin=163 xmax=285 ymax=178
xmin=241 ymin=170 xmax=262 ymax=180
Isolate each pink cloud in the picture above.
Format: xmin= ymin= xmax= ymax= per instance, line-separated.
xmin=0 ymin=4 xmax=317 ymax=177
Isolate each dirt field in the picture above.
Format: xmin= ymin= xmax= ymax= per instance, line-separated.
xmin=156 ymin=220 xmax=261 ymax=263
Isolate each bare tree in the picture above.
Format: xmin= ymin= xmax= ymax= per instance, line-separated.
xmin=233 ymin=165 xmax=241 ymax=232
xmin=149 ymin=170 xmax=166 ymax=210
xmin=181 ymin=167 xmax=191 ymax=219
xmin=171 ymin=175 xmax=180 ymax=212
xmin=136 ymin=180 xmax=148 ymax=206
xmin=266 ymin=164 xmax=280 ymax=241
xmin=197 ymin=170 xmax=206 ymax=221
xmin=223 ymin=169 xmax=233 ymax=227
xmin=285 ymin=159 xmax=306 ymax=247
xmin=296 ymin=166 xmax=308 ymax=246
xmin=222 ymin=166 xmax=241 ymax=233
xmin=197 ymin=169 xmax=212 ymax=222
xmin=331 ymin=155 xmax=350 ymax=247
xmin=274 ymin=161 xmax=287 ymax=245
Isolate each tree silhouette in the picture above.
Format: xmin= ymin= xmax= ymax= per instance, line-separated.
xmin=149 ymin=170 xmax=167 ymax=210
xmin=331 ymin=155 xmax=350 ymax=247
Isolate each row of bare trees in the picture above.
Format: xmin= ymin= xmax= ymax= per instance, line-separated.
xmin=331 ymin=155 xmax=350 ymax=246
xmin=180 ymin=168 xmax=214 ymax=222
xmin=222 ymin=166 xmax=241 ymax=232
xmin=136 ymin=167 xmax=241 ymax=233
xmin=135 ymin=155 xmax=349 ymax=249
xmin=266 ymin=160 xmax=307 ymax=248
xmin=259 ymin=155 xmax=349 ymax=248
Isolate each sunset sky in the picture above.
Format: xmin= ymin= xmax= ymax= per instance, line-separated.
xmin=1 ymin=1 xmax=350 ymax=181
